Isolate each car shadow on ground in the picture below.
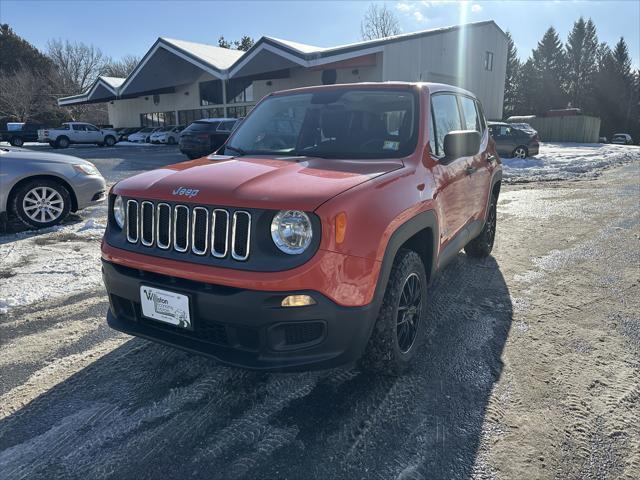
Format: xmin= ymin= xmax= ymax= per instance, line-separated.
xmin=0 ymin=254 xmax=512 ymax=480
xmin=0 ymin=213 xmax=86 ymax=240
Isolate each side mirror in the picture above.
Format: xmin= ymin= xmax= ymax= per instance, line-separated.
xmin=443 ymin=130 xmax=481 ymax=161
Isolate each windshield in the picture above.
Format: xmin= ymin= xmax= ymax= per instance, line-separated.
xmin=224 ymin=88 xmax=419 ymax=159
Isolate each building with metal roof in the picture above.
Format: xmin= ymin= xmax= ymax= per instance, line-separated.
xmin=59 ymin=20 xmax=508 ymax=127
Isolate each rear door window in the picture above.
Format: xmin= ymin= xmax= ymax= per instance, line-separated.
xmin=431 ymin=94 xmax=463 ymax=157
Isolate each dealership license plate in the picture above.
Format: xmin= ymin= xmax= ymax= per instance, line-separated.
xmin=140 ymin=286 xmax=191 ymax=329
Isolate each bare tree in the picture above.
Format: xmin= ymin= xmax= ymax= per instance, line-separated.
xmin=361 ymin=4 xmax=401 ymax=41
xmin=102 ymin=54 xmax=140 ymax=78
xmin=46 ymin=38 xmax=106 ymax=94
xmin=0 ymin=67 xmax=53 ymax=120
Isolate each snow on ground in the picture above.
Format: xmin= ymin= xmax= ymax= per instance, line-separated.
xmin=502 ymin=142 xmax=640 ymax=183
xmin=0 ymin=204 xmax=107 ymax=315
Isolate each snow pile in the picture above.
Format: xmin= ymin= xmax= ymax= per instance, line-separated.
xmin=0 ymin=206 xmax=107 ymax=315
xmin=502 ymin=143 xmax=640 ymax=183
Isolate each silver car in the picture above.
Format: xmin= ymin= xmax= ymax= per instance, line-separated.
xmin=0 ymin=148 xmax=106 ymax=228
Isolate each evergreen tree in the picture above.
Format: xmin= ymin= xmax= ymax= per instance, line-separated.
xmin=531 ymin=27 xmax=567 ymax=113
xmin=611 ymin=38 xmax=634 ymax=132
xmin=565 ymin=17 xmax=598 ymax=110
xmin=503 ymin=31 xmax=521 ymax=118
xmin=0 ymin=24 xmax=54 ymax=75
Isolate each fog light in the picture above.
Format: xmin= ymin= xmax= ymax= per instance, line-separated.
xmin=281 ymin=295 xmax=316 ymax=307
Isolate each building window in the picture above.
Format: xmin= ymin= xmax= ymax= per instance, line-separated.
xmin=177 ymin=107 xmax=225 ymax=125
xmin=484 ymin=51 xmax=494 ymax=71
xmin=226 ymin=78 xmax=254 ymax=104
xmin=139 ymin=111 xmax=176 ymax=127
xmin=200 ymin=80 xmax=223 ymax=106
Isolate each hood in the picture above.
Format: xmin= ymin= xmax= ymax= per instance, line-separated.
xmin=1 ymin=148 xmax=95 ymax=167
xmin=113 ymin=155 xmax=404 ymax=211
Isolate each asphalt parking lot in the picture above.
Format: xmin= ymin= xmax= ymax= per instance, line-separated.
xmin=0 ymin=143 xmax=638 ymax=480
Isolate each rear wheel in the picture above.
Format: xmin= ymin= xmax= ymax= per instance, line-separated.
xmin=12 ymin=179 xmax=71 ymax=228
xmin=56 ymin=136 xmax=70 ymax=149
xmin=361 ymin=249 xmax=427 ymax=375
xmin=512 ymin=146 xmax=527 ymax=159
xmin=465 ymin=193 xmax=497 ymax=258
xmin=10 ymin=136 xmax=23 ymax=147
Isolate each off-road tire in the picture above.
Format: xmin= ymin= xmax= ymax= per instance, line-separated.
xmin=10 ymin=136 xmax=23 ymax=147
xmin=12 ymin=179 xmax=72 ymax=229
xmin=56 ymin=136 xmax=70 ymax=149
xmin=465 ymin=193 xmax=497 ymax=258
xmin=360 ymin=249 xmax=428 ymax=375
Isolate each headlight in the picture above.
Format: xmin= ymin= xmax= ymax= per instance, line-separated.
xmin=73 ymin=163 xmax=100 ymax=176
xmin=113 ymin=195 xmax=125 ymax=229
xmin=270 ymin=210 xmax=313 ymax=254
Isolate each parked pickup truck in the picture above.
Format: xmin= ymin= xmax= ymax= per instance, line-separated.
xmin=1 ymin=122 xmax=46 ymax=147
xmin=101 ymin=82 xmax=502 ymax=374
xmin=38 ymin=122 xmax=118 ymax=148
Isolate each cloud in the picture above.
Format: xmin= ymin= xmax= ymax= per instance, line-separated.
xmin=414 ymin=10 xmax=426 ymax=22
xmin=396 ymin=2 xmax=413 ymax=12
xmin=471 ymin=3 xmax=482 ymax=12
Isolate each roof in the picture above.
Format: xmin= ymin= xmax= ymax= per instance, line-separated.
xmin=59 ymin=20 xmax=506 ymax=106
xmin=160 ymin=37 xmax=244 ymax=70
xmin=100 ymin=76 xmax=126 ymax=88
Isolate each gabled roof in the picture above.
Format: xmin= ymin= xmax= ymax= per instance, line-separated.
xmin=59 ymin=20 xmax=506 ymax=106
xmin=58 ymin=75 xmax=126 ymax=106
xmin=160 ymin=37 xmax=244 ymax=70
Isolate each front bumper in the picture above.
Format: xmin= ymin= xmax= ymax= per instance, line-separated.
xmin=74 ymin=174 xmax=107 ymax=210
xmin=102 ymin=260 xmax=379 ymax=371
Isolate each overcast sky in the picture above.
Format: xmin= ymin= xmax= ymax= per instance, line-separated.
xmin=2 ymin=1 xmax=639 ymax=68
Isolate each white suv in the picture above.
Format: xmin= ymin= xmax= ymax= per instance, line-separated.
xmin=37 ymin=122 xmax=118 ymax=149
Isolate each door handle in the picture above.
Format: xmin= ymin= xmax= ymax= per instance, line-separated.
xmin=466 ymin=166 xmax=477 ymax=175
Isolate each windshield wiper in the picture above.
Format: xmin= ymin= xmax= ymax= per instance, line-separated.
xmin=224 ymin=144 xmax=247 ymax=156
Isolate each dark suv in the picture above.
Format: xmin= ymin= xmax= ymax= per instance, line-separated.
xmin=179 ymin=118 xmax=238 ymax=159
xmin=488 ymin=122 xmax=539 ymax=159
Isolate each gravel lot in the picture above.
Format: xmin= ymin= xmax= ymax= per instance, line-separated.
xmin=0 ymin=143 xmax=638 ymax=479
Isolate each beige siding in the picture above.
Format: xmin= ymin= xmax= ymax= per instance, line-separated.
xmin=381 ymin=24 xmax=507 ymax=119
xmin=252 ymin=56 xmax=383 ymax=99
xmin=108 ymin=72 xmax=217 ymax=127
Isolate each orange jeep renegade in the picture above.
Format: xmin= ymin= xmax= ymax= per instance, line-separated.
xmin=102 ymin=82 xmax=502 ymax=374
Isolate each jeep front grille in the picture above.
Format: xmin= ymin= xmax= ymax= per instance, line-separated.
xmin=126 ymin=201 xmax=251 ymax=261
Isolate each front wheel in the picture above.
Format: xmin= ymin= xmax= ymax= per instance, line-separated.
xmin=104 ymin=135 xmax=116 ymax=147
xmin=167 ymin=136 xmax=176 ymax=145
xmin=360 ymin=249 xmax=427 ymax=375
xmin=12 ymin=179 xmax=71 ymax=228
xmin=465 ymin=193 xmax=497 ymax=258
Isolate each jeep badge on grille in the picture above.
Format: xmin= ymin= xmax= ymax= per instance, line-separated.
xmin=172 ymin=187 xmax=199 ymax=198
